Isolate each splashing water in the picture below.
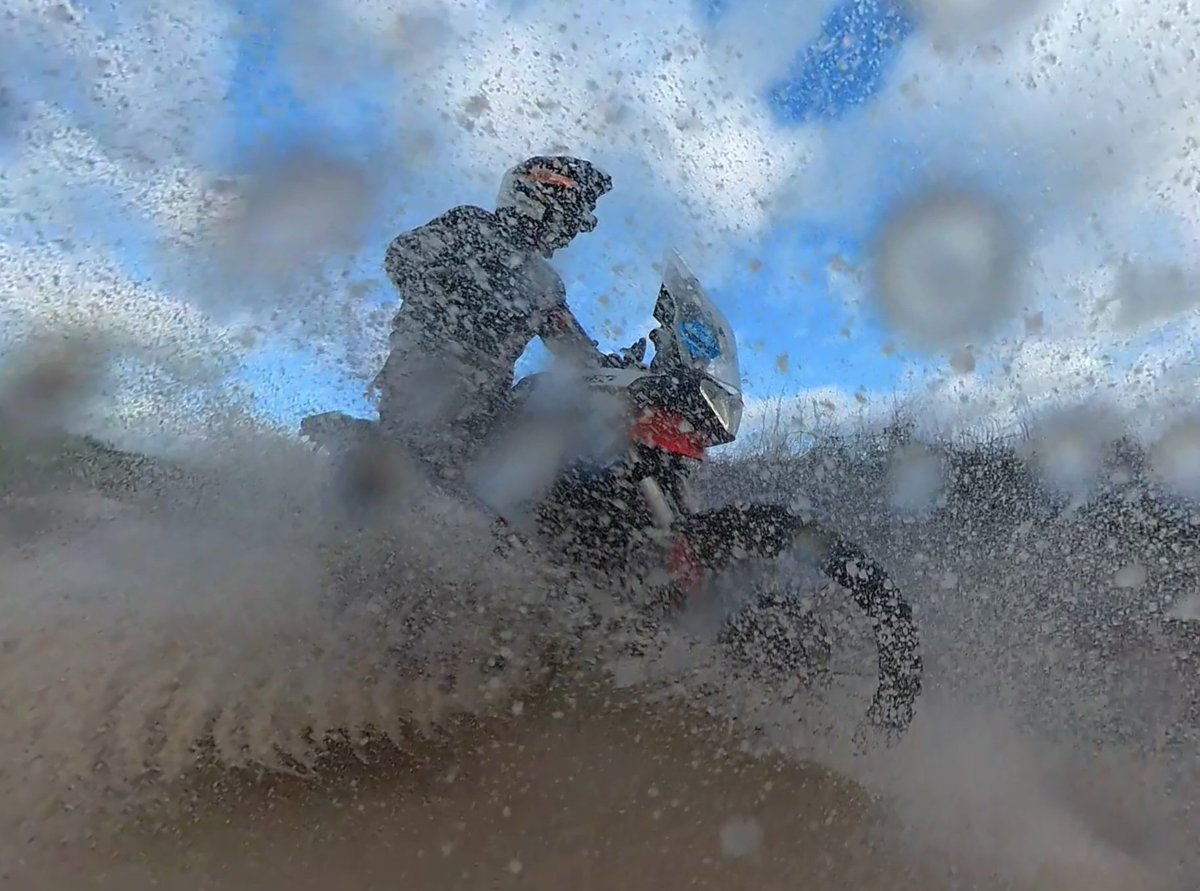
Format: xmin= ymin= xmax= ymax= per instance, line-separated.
xmin=0 ymin=430 xmax=603 ymax=847
xmin=910 ymin=0 xmax=1048 ymax=39
xmin=1150 ymin=417 xmax=1200 ymax=499
xmin=887 ymin=442 xmax=946 ymax=514
xmin=1 ymin=405 xmax=1196 ymax=889
xmin=4 ymin=1 xmax=1200 ymax=888
xmin=193 ymin=149 xmax=377 ymax=312
xmin=871 ymin=187 xmax=1022 ymax=354
xmin=1022 ymin=403 xmax=1119 ymax=497
xmin=0 ymin=329 xmax=108 ymax=441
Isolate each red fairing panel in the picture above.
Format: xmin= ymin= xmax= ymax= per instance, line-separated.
xmin=629 ymin=408 xmax=708 ymax=460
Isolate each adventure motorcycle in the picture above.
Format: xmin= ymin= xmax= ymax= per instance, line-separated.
xmin=300 ymin=251 xmax=922 ymax=740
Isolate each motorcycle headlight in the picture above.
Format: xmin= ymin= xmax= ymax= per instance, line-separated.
xmin=700 ymin=378 xmax=742 ymax=437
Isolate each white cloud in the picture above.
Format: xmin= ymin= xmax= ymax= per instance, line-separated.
xmin=0 ymin=242 xmax=234 ymax=373
xmin=1 ymin=104 xmax=236 ymax=247
xmin=319 ymin=0 xmax=832 ymax=241
xmin=1107 ymin=261 xmax=1200 ymax=333
xmin=741 ymin=314 xmax=1198 ymax=447
xmin=3 ymin=0 xmax=238 ymax=164
xmin=828 ymin=0 xmax=1200 ymax=213
xmin=796 ymin=0 xmax=1200 ymax=366
xmin=878 ymin=0 xmax=1195 ymax=278
xmin=820 ymin=0 xmax=1200 ymax=433
xmin=0 ymin=240 xmax=249 ymax=448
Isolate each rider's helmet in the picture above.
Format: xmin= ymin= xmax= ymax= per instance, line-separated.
xmin=497 ymin=155 xmax=612 ymax=252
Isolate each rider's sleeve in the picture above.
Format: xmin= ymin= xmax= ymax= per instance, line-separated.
xmin=539 ymin=301 xmax=604 ymax=365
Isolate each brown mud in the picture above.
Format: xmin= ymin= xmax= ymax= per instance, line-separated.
xmin=5 ymin=687 xmax=1160 ymax=891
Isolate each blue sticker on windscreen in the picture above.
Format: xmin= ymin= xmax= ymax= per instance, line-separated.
xmin=679 ymin=319 xmax=721 ymax=361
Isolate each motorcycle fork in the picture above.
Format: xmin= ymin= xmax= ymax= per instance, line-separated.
xmin=638 ymin=476 xmax=707 ymax=597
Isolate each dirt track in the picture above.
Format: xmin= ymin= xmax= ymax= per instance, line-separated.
xmin=8 ymin=691 xmax=994 ymax=891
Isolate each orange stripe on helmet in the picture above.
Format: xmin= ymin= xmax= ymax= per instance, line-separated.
xmin=527 ymin=168 xmax=577 ymax=188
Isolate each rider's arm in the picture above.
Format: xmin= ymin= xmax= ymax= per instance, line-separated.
xmin=538 ymin=301 xmax=606 ymax=366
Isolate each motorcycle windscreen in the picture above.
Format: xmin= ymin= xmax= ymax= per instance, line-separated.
xmin=657 ymin=250 xmax=743 ymax=436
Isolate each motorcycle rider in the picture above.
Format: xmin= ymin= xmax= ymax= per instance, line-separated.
xmin=372 ymin=155 xmax=614 ymax=479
